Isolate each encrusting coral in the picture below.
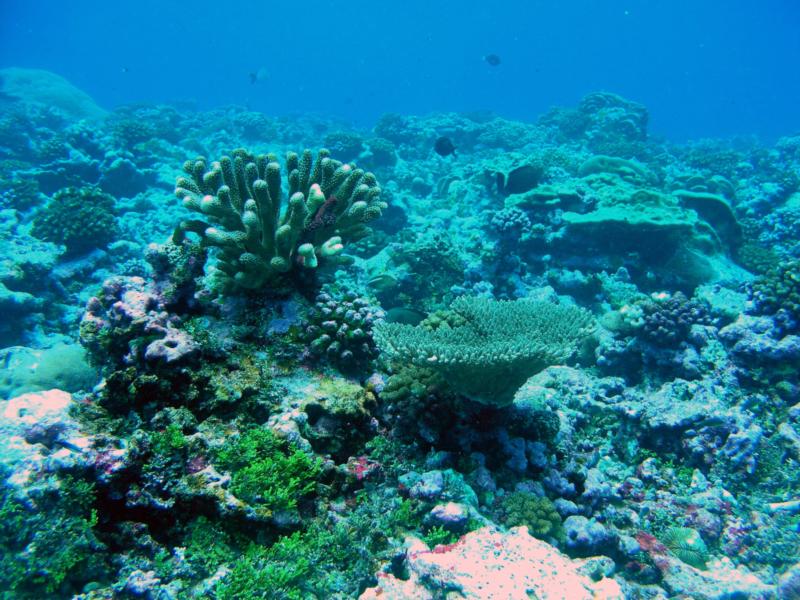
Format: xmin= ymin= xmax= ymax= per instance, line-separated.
xmin=374 ymin=296 xmax=594 ymax=406
xmin=173 ymin=148 xmax=385 ymax=293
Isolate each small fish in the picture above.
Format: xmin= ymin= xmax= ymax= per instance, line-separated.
xmin=502 ymin=164 xmax=542 ymax=195
xmin=54 ymin=439 xmax=85 ymax=453
xmin=434 ymin=136 xmax=456 ymax=157
xmin=484 ymin=54 xmax=501 ymax=67
xmin=368 ymin=273 xmax=398 ymax=291
xmin=249 ymin=67 xmax=269 ymax=85
xmin=385 ymin=307 xmax=427 ymax=326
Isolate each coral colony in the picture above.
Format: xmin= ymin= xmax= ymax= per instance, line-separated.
xmin=1 ymin=70 xmax=799 ymax=598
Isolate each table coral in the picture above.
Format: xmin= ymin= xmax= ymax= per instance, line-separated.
xmin=375 ymin=296 xmax=594 ymax=406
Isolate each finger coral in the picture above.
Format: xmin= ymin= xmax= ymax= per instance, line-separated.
xmin=173 ymin=148 xmax=385 ymax=293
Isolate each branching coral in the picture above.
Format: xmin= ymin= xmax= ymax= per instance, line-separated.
xmin=173 ymin=148 xmax=385 ymax=293
xmin=749 ymin=259 xmax=800 ymax=334
xmin=496 ymin=492 xmax=562 ymax=540
xmin=637 ymin=292 xmax=713 ymax=347
xmin=302 ymin=289 xmax=385 ymax=372
xmin=31 ymin=185 xmax=117 ymax=256
xmin=374 ymin=296 xmax=594 ymax=406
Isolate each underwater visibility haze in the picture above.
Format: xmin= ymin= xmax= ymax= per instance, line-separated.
xmin=1 ymin=1 xmax=800 ymax=598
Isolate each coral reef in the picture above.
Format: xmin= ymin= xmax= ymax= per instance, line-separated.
xmin=749 ymin=259 xmax=800 ymax=334
xmin=2 ymin=78 xmax=800 ymax=599
xmin=173 ymin=148 xmax=386 ymax=293
xmin=302 ymin=288 xmax=385 ymax=372
xmin=31 ymin=185 xmax=117 ymax=256
xmin=0 ymin=67 xmax=107 ymax=121
xmin=375 ymin=296 xmax=594 ymax=406
xmin=496 ymin=491 xmax=562 ymax=540
xmin=361 ymin=526 xmax=623 ymax=599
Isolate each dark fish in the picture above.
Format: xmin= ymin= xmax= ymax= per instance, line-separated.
xmin=503 ymin=164 xmax=543 ymax=195
xmin=434 ymin=136 xmax=456 ymax=157
xmin=484 ymin=54 xmax=501 ymax=66
xmin=385 ymin=307 xmax=427 ymax=326
xmin=249 ymin=67 xmax=269 ymax=85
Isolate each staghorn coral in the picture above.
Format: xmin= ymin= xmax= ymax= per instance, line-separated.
xmin=374 ymin=296 xmax=594 ymax=407
xmin=173 ymin=148 xmax=385 ymax=293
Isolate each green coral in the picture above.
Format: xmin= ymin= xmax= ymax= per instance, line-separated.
xmin=0 ymin=473 xmax=108 ymax=597
xmin=374 ymin=296 xmax=594 ymax=406
xmin=423 ymin=525 xmax=460 ymax=547
xmin=216 ymin=493 xmax=418 ymax=599
xmin=183 ymin=516 xmax=239 ymax=577
xmin=31 ymin=185 xmax=117 ymax=256
xmin=660 ymin=526 xmax=709 ymax=569
xmin=173 ymin=148 xmax=385 ymax=293
xmin=496 ymin=491 xmax=562 ymax=540
xmin=302 ymin=377 xmax=377 ymax=460
xmin=217 ymin=541 xmax=311 ymax=600
xmin=214 ymin=427 xmax=321 ymax=516
xmin=381 ymin=365 xmax=447 ymax=404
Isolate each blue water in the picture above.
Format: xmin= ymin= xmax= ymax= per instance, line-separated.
xmin=2 ymin=0 xmax=799 ymax=140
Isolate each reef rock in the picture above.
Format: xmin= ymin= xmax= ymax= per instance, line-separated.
xmin=360 ymin=526 xmax=623 ymax=600
xmin=0 ymin=389 xmax=93 ymax=488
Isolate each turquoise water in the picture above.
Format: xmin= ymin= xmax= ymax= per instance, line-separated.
xmin=3 ymin=1 xmax=800 ymax=138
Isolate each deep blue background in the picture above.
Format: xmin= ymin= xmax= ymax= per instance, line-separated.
xmin=2 ymin=0 xmax=799 ymax=140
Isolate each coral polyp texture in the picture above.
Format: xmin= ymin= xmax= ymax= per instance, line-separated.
xmin=303 ymin=289 xmax=385 ymax=372
xmin=374 ymin=296 xmax=594 ymax=406
xmin=173 ymin=148 xmax=385 ymax=292
xmin=31 ymin=185 xmax=117 ymax=256
xmin=749 ymin=259 xmax=800 ymax=333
